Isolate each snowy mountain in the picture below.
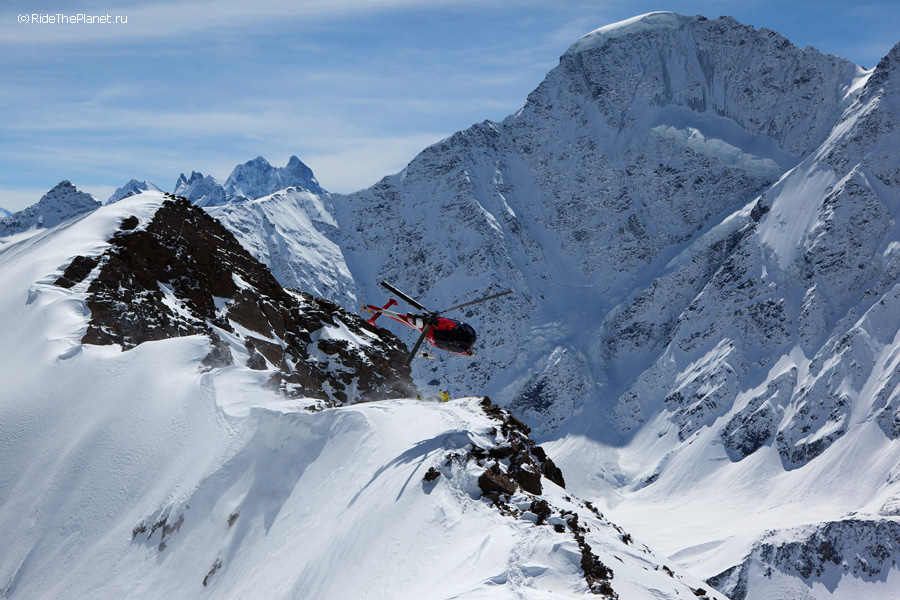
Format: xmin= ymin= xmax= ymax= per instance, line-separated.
xmin=0 ymin=181 xmax=99 ymax=238
xmin=60 ymin=191 xmax=412 ymax=404
xmin=224 ymin=155 xmax=325 ymax=199
xmin=190 ymin=12 xmax=900 ymax=599
xmin=206 ymin=187 xmax=359 ymax=307
xmin=106 ymin=178 xmax=163 ymax=204
xmin=0 ymin=207 xmax=10 ymax=220
xmin=579 ymin=35 xmax=900 ymax=597
xmin=0 ymin=191 xmax=724 ymax=599
xmin=326 ymin=12 xmax=864 ymax=407
xmin=708 ymin=519 xmax=900 ymax=600
xmin=173 ymin=170 xmax=228 ymax=207
xmin=174 ymin=156 xmax=324 ymax=208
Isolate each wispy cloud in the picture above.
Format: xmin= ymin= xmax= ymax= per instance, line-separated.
xmin=3 ymin=0 xmax=897 ymax=213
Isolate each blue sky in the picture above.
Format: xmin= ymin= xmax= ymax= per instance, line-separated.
xmin=2 ymin=0 xmax=898 ymax=210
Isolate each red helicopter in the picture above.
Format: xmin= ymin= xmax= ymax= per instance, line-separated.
xmin=363 ymin=280 xmax=514 ymax=367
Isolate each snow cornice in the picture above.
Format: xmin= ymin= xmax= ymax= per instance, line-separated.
xmin=564 ymin=11 xmax=695 ymax=56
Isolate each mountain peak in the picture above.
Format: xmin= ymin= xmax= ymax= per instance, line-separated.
xmin=247 ymin=156 xmax=272 ymax=167
xmin=865 ymin=39 xmax=900 ymax=93
xmin=107 ymin=179 xmax=163 ymax=204
xmin=564 ymin=11 xmax=694 ymax=56
xmin=223 ymin=155 xmax=324 ymax=199
xmin=174 ymin=171 xmax=226 ymax=207
xmin=0 ymin=180 xmax=100 ymax=237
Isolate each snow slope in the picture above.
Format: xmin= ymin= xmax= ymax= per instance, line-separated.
xmin=546 ymin=36 xmax=900 ymax=598
xmin=0 ymin=193 xmax=725 ymax=599
xmin=207 ymin=187 xmax=358 ymax=307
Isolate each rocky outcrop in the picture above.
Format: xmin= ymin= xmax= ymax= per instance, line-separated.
xmin=468 ymin=397 xmax=566 ymax=497
xmin=424 ymin=397 xmax=718 ymax=598
xmin=58 ymin=194 xmax=414 ymax=404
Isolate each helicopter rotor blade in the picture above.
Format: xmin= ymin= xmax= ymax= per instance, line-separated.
xmin=438 ymin=289 xmax=514 ymax=314
xmin=381 ymin=280 xmax=427 ymax=312
xmin=403 ymin=323 xmax=432 ymax=368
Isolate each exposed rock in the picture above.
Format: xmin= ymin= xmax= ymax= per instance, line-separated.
xmin=54 ymin=255 xmax=100 ymax=289
xmin=63 ymin=195 xmax=414 ymax=404
xmin=477 ymin=464 xmax=517 ymax=496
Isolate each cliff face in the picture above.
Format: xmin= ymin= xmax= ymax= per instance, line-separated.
xmin=321 ymin=14 xmax=864 ymax=420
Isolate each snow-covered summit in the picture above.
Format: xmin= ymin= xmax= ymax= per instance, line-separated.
xmin=564 ymin=11 xmax=693 ymax=55
xmin=224 ymin=155 xmax=325 ymax=199
xmin=174 ymin=156 xmax=326 ymax=208
xmin=174 ymin=171 xmax=227 ymax=207
xmin=0 ymin=181 xmax=99 ymax=238
xmin=217 ymin=14 xmax=899 ymax=599
xmin=106 ymin=179 xmax=162 ymax=204
xmin=325 ymin=14 xmax=862 ymax=406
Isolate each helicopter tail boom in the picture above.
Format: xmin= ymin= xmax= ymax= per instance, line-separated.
xmin=363 ymin=298 xmax=398 ymax=325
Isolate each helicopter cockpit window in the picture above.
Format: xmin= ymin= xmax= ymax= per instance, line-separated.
xmin=432 ymin=322 xmax=477 ymax=353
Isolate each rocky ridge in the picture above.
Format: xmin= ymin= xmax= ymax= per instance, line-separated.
xmin=55 ymin=193 xmax=414 ymax=405
xmin=708 ymin=519 xmax=900 ymax=600
xmin=421 ymin=397 xmax=724 ymax=599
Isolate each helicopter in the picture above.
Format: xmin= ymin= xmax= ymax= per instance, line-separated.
xmin=362 ymin=280 xmax=514 ymax=367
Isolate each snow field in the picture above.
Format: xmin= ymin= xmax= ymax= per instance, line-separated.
xmin=0 ymin=198 xmax=723 ymax=598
